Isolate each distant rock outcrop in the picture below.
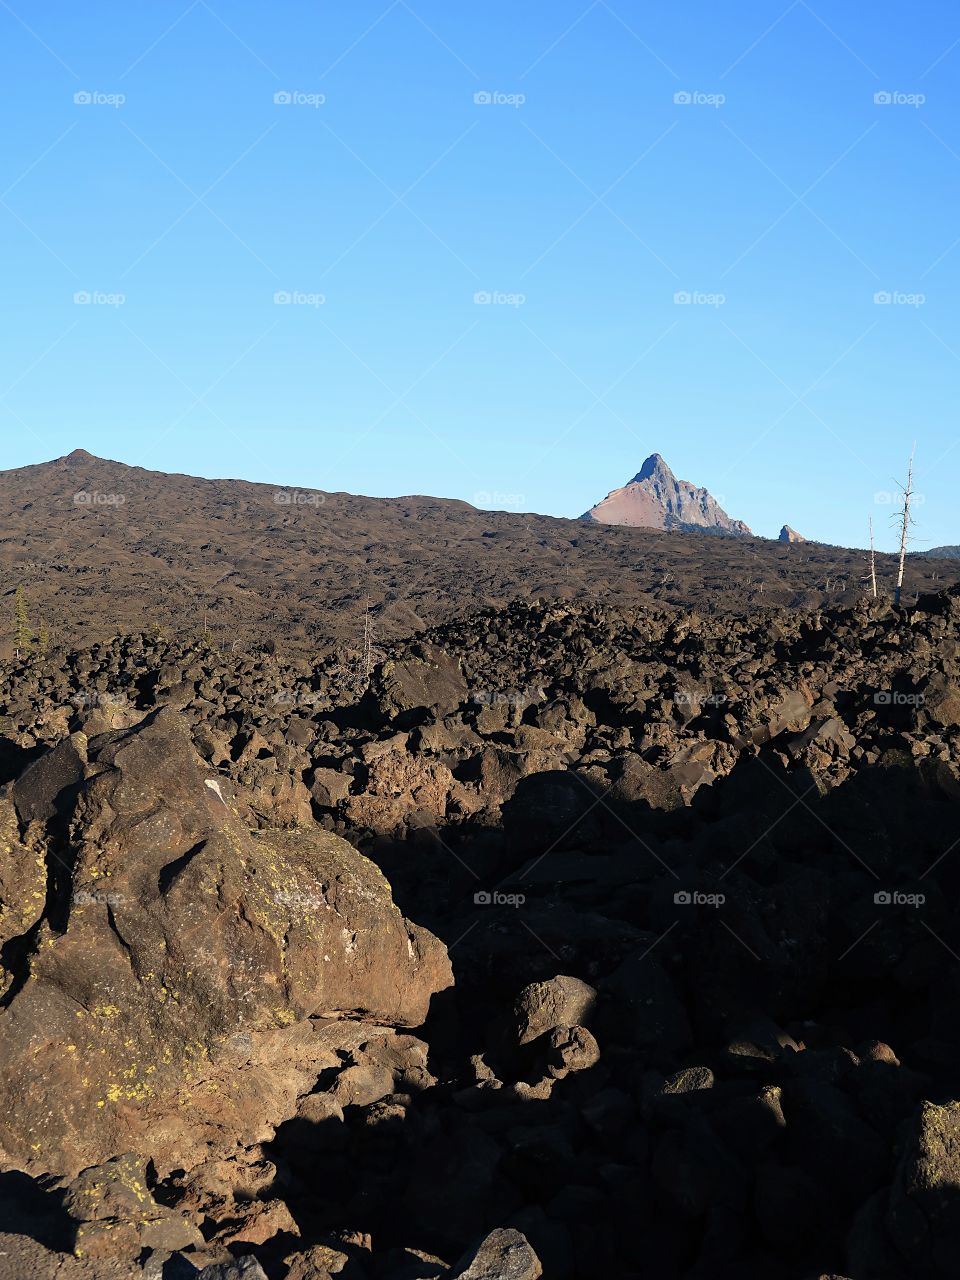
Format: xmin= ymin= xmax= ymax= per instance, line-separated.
xmin=779 ymin=525 xmax=807 ymax=544
xmin=927 ymin=545 xmax=960 ymax=559
xmin=581 ymin=454 xmax=751 ymax=536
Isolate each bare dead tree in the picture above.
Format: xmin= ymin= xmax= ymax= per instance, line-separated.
xmin=361 ymin=598 xmax=373 ymax=684
xmin=893 ymin=446 xmax=916 ymax=608
xmin=869 ymin=516 xmax=878 ymax=599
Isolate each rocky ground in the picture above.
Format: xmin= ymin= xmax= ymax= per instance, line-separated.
xmin=2 ymin=450 xmax=958 ymax=661
xmin=1 ymin=585 xmax=960 ymax=1277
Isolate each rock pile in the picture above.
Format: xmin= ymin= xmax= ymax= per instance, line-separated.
xmin=1 ymin=586 xmax=960 ymax=1275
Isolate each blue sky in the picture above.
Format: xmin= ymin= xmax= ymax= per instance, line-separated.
xmin=1 ymin=1 xmax=958 ymax=549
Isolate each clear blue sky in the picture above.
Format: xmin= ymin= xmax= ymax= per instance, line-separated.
xmin=1 ymin=1 xmax=958 ymax=549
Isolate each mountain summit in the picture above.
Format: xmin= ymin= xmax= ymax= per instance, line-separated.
xmin=581 ymin=454 xmax=751 ymax=536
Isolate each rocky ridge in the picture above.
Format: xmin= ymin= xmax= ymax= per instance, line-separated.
xmin=3 ymin=450 xmax=956 ymax=661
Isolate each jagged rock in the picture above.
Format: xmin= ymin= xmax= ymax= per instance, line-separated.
xmin=0 ymin=798 xmax=47 ymax=988
xmin=449 ymin=1228 xmax=542 ymax=1279
xmin=779 ymin=525 xmax=807 ymax=543
xmin=0 ymin=708 xmax=451 ymax=1176
xmin=11 ymin=731 xmax=86 ymax=823
xmin=370 ymin=645 xmax=468 ymax=724
xmin=64 ymin=1154 xmax=203 ymax=1261
xmin=197 ymin=1259 xmax=269 ymax=1280
xmin=888 ymin=1099 xmax=960 ymax=1278
xmin=512 ymin=976 xmax=597 ymax=1046
xmin=330 ymin=1062 xmax=396 ymax=1108
xmin=282 ymin=1242 xmax=353 ymax=1277
xmin=545 ymin=1025 xmax=600 ymax=1077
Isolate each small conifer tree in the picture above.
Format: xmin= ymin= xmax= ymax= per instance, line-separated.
xmin=14 ymin=585 xmax=32 ymax=658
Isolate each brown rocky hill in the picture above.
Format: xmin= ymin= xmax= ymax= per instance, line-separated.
xmin=1 ymin=449 xmax=957 ymax=658
xmin=581 ymin=453 xmax=752 ymax=535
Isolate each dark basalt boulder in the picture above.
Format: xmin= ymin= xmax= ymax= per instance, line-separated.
xmin=0 ymin=707 xmax=451 ymax=1177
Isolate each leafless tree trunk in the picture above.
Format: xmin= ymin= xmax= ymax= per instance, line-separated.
xmin=361 ymin=600 xmax=373 ymax=684
xmin=894 ymin=447 xmax=915 ymax=608
xmin=869 ymin=516 xmax=877 ymax=599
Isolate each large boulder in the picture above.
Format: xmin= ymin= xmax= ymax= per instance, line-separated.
xmin=450 ymin=1228 xmax=542 ymax=1279
xmin=888 ymin=1099 xmax=960 ymax=1278
xmin=369 ymin=644 xmax=468 ymax=725
xmin=0 ymin=707 xmax=452 ymax=1176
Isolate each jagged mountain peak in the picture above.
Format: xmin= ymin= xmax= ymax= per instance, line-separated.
xmin=634 ymin=453 xmax=672 ymax=483
xmin=582 ymin=454 xmax=751 ymax=537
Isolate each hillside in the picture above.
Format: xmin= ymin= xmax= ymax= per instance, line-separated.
xmin=1 ymin=449 xmax=957 ymax=657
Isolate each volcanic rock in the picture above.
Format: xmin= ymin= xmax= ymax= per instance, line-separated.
xmin=449 ymin=1228 xmax=542 ymax=1280
xmin=581 ymin=454 xmax=751 ymax=536
xmin=779 ymin=525 xmax=808 ymax=543
xmin=0 ymin=707 xmax=451 ymax=1176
